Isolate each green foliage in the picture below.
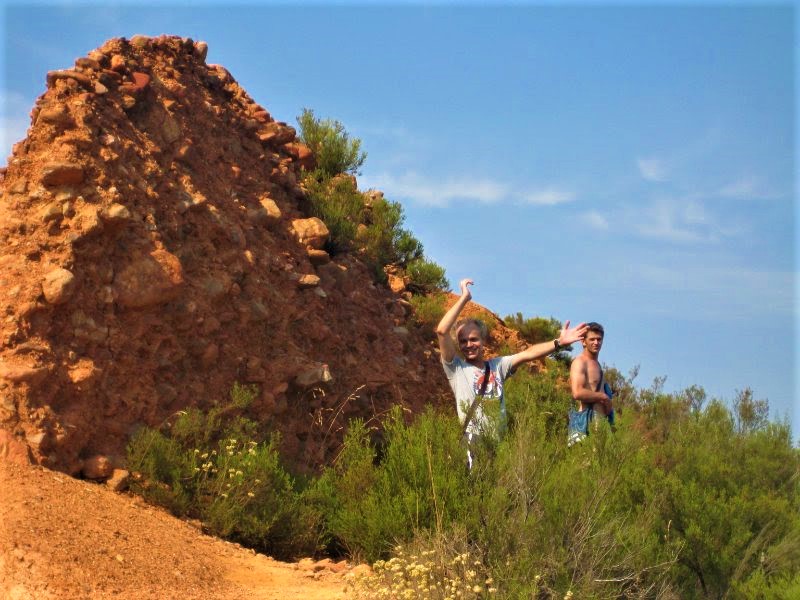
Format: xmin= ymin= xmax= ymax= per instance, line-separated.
xmin=127 ymin=385 xmax=325 ymax=559
xmin=358 ymin=196 xmax=423 ymax=281
xmin=322 ymin=408 xmax=473 ymax=562
xmin=302 ymin=171 xmax=364 ymax=255
xmin=297 ymin=108 xmax=366 ymax=176
xmin=409 ymin=292 xmax=448 ymax=330
xmin=504 ymin=312 xmax=573 ymax=365
xmin=406 ymin=257 xmax=449 ymax=293
xmin=504 ymin=312 xmax=562 ymax=345
xmin=124 ymin=350 xmax=800 ymax=598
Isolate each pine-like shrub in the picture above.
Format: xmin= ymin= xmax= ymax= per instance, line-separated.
xmin=297 ymin=108 xmax=366 ymax=176
xmin=406 ymin=257 xmax=449 ymax=293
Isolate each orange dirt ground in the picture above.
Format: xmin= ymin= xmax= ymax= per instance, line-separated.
xmin=0 ymin=461 xmax=355 ymax=599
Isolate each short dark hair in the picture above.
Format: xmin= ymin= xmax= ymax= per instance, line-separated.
xmin=586 ymin=322 xmax=605 ymax=336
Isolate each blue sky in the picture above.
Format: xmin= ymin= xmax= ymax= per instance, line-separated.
xmin=1 ymin=1 xmax=797 ymax=437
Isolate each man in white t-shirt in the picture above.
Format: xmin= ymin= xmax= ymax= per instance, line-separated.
xmin=435 ymin=278 xmax=588 ymax=466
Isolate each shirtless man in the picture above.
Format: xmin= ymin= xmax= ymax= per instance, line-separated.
xmin=569 ymin=322 xmax=612 ymax=423
xmin=436 ymin=278 xmax=588 ymax=456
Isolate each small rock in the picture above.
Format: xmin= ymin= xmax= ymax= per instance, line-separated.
xmin=131 ymin=71 xmax=151 ymax=91
xmin=39 ymin=202 xmax=63 ymax=223
xmin=75 ymin=56 xmax=101 ymax=71
xmin=161 ymin=114 xmax=181 ymax=144
xmin=290 ymin=217 xmax=329 ymax=250
xmin=0 ymin=429 xmax=31 ymax=465
xmin=46 ymin=69 xmax=92 ymax=89
xmin=42 ymin=162 xmax=84 ymax=186
xmin=0 ymin=361 xmax=50 ymax=384
xmin=36 ymin=105 xmax=75 ymax=128
xmin=100 ymin=203 xmax=131 ymax=223
xmin=110 ymin=54 xmax=126 ymax=72
xmin=82 ymin=455 xmax=113 ymax=480
xmin=106 ymin=469 xmax=130 ymax=492
xmin=42 ymin=268 xmax=76 ymax=304
xmin=307 ymin=249 xmax=330 ymax=266
xmin=195 ymin=41 xmax=209 ymax=61
xmin=94 ymin=82 xmax=109 ymax=95
xmin=295 ymin=363 xmax=332 ymax=388
xmin=297 ymin=274 xmax=320 ymax=289
xmin=114 ymin=249 xmax=184 ymax=309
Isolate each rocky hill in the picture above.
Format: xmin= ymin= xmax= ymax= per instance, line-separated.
xmin=0 ymin=35 xmax=462 ymax=478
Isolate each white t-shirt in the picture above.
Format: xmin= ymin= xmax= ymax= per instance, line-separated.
xmin=441 ymin=355 xmax=515 ymax=437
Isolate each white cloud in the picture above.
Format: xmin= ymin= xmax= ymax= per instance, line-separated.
xmin=524 ymin=186 xmax=574 ymax=206
xmin=636 ymin=158 xmax=668 ymax=182
xmin=580 ymin=210 xmax=609 ymax=230
xmin=362 ymin=171 xmax=578 ymax=209
xmin=360 ymin=171 xmax=507 ymax=207
xmin=633 ymin=199 xmax=730 ymax=244
xmin=718 ymin=176 xmax=778 ymax=201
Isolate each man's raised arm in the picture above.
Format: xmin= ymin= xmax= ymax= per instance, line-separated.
xmin=509 ymin=321 xmax=588 ymax=369
xmin=435 ymin=278 xmax=473 ymax=363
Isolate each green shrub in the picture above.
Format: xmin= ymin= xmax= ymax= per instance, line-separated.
xmin=323 ymin=408 xmax=472 ymax=562
xmin=409 ymin=293 xmax=448 ymax=330
xmin=297 ymin=108 xmax=366 ymax=176
xmin=358 ymin=197 xmax=423 ymax=281
xmin=303 ymin=171 xmax=364 ymax=254
xmin=406 ymin=257 xmax=449 ymax=294
xmin=126 ymin=384 xmax=325 ymax=559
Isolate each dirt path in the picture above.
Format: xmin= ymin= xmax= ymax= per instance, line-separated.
xmin=0 ymin=462 xmax=353 ymax=599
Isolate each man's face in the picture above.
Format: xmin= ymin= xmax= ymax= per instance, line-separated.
xmin=583 ymin=331 xmax=604 ymax=354
xmin=457 ymin=324 xmax=484 ymax=362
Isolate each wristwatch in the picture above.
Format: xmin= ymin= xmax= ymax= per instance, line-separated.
xmin=553 ymin=338 xmax=562 ymax=352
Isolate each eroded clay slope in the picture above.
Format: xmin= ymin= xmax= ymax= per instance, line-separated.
xmin=0 ymin=35 xmax=451 ymax=476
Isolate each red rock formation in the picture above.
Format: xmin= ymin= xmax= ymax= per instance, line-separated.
xmin=0 ymin=36 xmax=452 ymax=476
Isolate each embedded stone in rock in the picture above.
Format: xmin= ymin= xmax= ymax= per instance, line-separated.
xmin=297 ymin=274 xmax=320 ymax=289
xmin=110 ymin=54 xmax=126 ymax=72
xmin=82 ymin=455 xmax=113 ymax=480
xmin=161 ymin=114 xmax=181 ymax=144
xmin=46 ymin=69 xmax=92 ymax=90
xmin=194 ymin=41 xmax=209 ymax=61
xmin=387 ymin=273 xmax=406 ymax=294
xmin=307 ymin=248 xmax=330 ymax=266
xmin=42 ymin=162 xmax=84 ymax=186
xmin=247 ymin=196 xmax=281 ymax=226
xmin=295 ymin=363 xmax=333 ymax=388
xmin=131 ymin=72 xmax=151 ymax=92
xmin=100 ymin=203 xmax=131 ymax=224
xmin=0 ymin=360 xmax=50 ymax=385
xmin=257 ymin=122 xmax=296 ymax=146
xmin=283 ymin=142 xmax=315 ymax=171
xmin=290 ymin=217 xmax=329 ymax=250
xmin=75 ymin=57 xmax=101 ymax=71
xmin=113 ymin=248 xmax=184 ymax=309
xmin=42 ymin=267 xmax=77 ymax=305
xmin=0 ymin=429 xmax=31 ymax=465
xmin=106 ymin=468 xmax=130 ymax=492
xmin=36 ymin=105 xmax=75 ymax=128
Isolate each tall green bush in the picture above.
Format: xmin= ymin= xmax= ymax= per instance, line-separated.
xmin=297 ymin=108 xmax=366 ymax=176
xmin=127 ymin=385 xmax=326 ymax=559
xmin=322 ymin=408 xmax=472 ymax=562
xmin=406 ymin=257 xmax=449 ymax=293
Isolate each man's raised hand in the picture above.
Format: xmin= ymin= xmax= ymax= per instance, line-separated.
xmin=558 ymin=320 xmax=588 ymax=346
xmin=459 ymin=278 xmax=474 ymax=301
